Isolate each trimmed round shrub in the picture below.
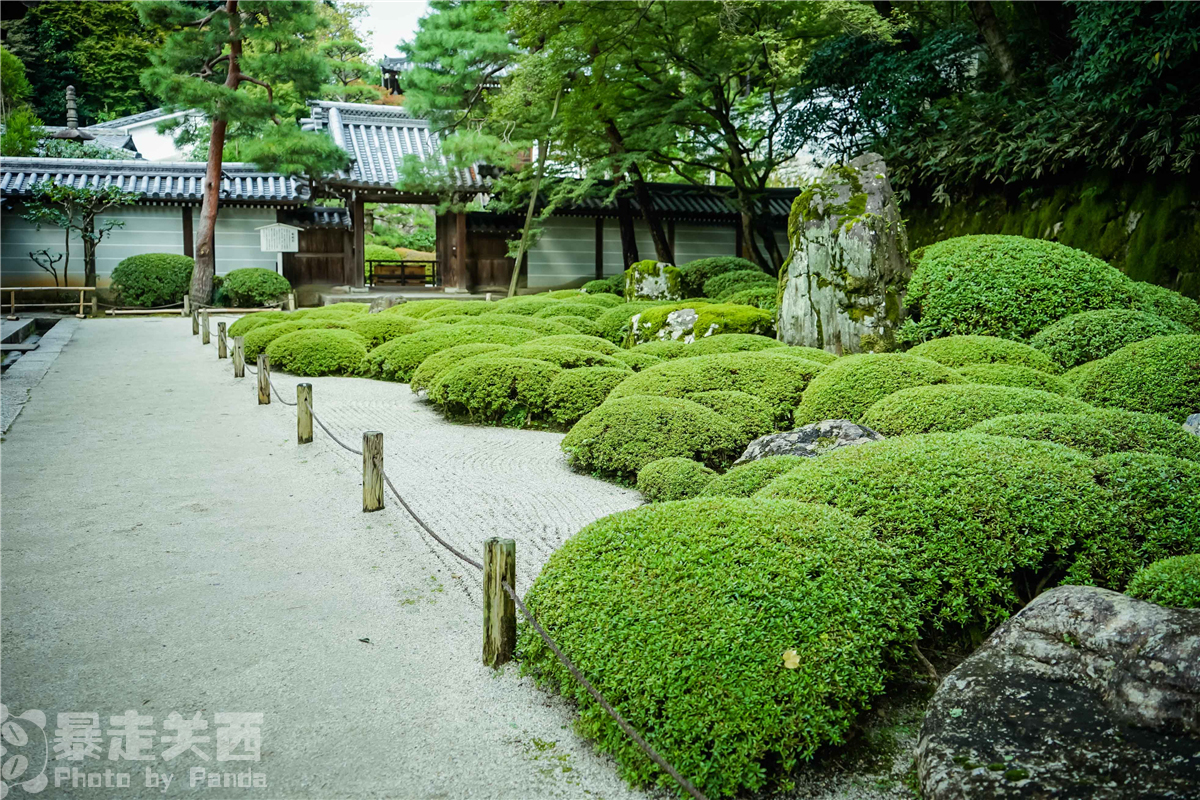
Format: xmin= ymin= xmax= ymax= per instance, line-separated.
xmin=904 ymin=235 xmax=1138 ymax=341
xmin=428 ymin=357 xmax=561 ymax=424
xmin=473 ymin=313 xmax=579 ymax=337
xmin=345 ymin=314 xmax=429 ymax=347
xmin=596 ymin=301 xmax=662 ymax=344
xmin=723 ymin=286 xmax=777 ymax=311
xmin=507 ymin=343 xmax=631 ymax=371
xmin=698 ymin=455 xmax=807 ymax=498
xmin=703 ymin=269 xmax=776 ymax=300
xmin=305 ymin=302 xmax=368 ymax=316
xmin=684 ymin=333 xmax=783 ymax=356
xmin=491 ymin=295 xmax=561 ymax=316
xmin=1069 ymin=334 xmax=1200 ymax=422
xmin=1132 ymin=280 xmax=1200 ymax=332
xmin=685 ymin=390 xmax=774 ymax=446
xmin=606 ymin=351 xmax=658 ymax=372
xmin=427 ymin=301 xmax=492 ymax=318
xmin=520 ymin=498 xmax=914 ymax=797
xmin=410 ymin=343 xmax=512 ymax=393
xmin=967 ymin=410 xmax=1200 ymax=461
xmin=109 ymin=253 xmax=193 ymax=307
xmin=547 ymin=315 xmax=603 ymax=338
xmin=635 ymin=457 xmax=716 ymax=502
xmin=955 ymin=363 xmax=1074 ymax=395
xmin=909 ymin=334 xmax=1061 ymax=374
xmin=794 ymin=353 xmax=962 ymax=425
xmin=383 ymin=299 xmax=458 ymax=318
xmin=365 ymin=243 xmax=400 ymax=262
xmin=861 ymin=383 xmax=1094 ymax=435
xmin=629 ymin=339 xmax=689 ymax=359
xmin=1126 ymin=555 xmax=1200 ymax=609
xmin=532 ymin=334 xmax=620 ymax=354
xmin=758 ymin=345 xmax=839 ymax=365
xmin=582 ymin=275 xmax=625 ymax=296
xmin=562 ymin=395 xmax=745 ymax=478
xmin=244 ymin=318 xmax=351 ymax=359
xmin=572 ymin=292 xmax=623 ymax=308
xmin=543 ymin=289 xmax=589 ymax=299
xmin=220 ymin=268 xmax=292 ymax=307
xmin=264 ymin=329 xmax=368 ymax=376
xmin=361 ymin=324 xmax=540 ymax=382
xmin=1030 ymin=309 xmax=1191 ymax=368
xmin=228 ymin=310 xmax=292 ymax=337
xmin=534 ymin=302 xmax=606 ymax=321
xmin=678 ymin=256 xmax=761 ymax=297
xmin=546 ymin=367 xmax=632 ymax=426
xmin=758 ymin=433 xmax=1110 ymax=631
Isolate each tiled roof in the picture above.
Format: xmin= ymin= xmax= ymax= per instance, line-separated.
xmin=88 ymin=108 xmax=174 ymax=130
xmin=279 ymin=206 xmax=350 ymax=229
xmin=552 ymin=182 xmax=799 ymax=221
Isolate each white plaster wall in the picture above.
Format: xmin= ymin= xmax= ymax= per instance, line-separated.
xmin=1 ymin=208 xmax=86 ymax=287
xmin=526 ymin=217 xmax=596 ymax=288
xmin=212 ymin=207 xmax=279 ymax=274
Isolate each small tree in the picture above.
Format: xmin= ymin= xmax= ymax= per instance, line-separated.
xmin=21 ymin=183 xmax=139 ymax=287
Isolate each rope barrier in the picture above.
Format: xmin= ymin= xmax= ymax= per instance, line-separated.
xmin=270 ymin=382 xmax=297 ymax=407
xmin=304 ymin=399 xmax=361 ymax=455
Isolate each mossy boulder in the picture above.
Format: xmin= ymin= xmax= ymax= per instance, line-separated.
xmin=624 ymin=259 xmax=683 ymax=301
xmin=968 ymin=409 xmax=1200 ymax=461
xmin=264 ymin=329 xmax=368 ymax=376
xmin=909 ymin=334 xmax=1061 ymax=374
xmin=635 ymin=457 xmax=717 ymax=502
xmin=546 ymin=367 xmax=633 ymax=427
xmin=428 ymin=357 xmax=561 ymax=424
xmin=860 ymin=383 xmax=1095 ymax=435
xmin=794 ymin=353 xmax=962 ymax=425
xmin=1068 ymin=334 xmax=1200 ymax=422
xmin=628 ymin=302 xmax=774 ymax=345
xmin=595 ymin=301 xmax=662 ymax=344
xmin=1126 ymin=554 xmax=1200 ymax=609
xmin=1030 ymin=309 xmax=1191 ymax=368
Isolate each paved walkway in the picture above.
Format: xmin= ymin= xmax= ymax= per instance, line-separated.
xmin=1 ymin=318 xmax=647 ymax=799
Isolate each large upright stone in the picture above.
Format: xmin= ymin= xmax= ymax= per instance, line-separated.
xmin=777 ymin=153 xmax=911 ymax=354
xmin=624 ymin=259 xmax=683 ymax=302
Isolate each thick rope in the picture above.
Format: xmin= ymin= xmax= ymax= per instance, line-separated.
xmin=304 ymin=399 xmax=361 ymax=455
xmin=382 ymin=471 xmax=483 ymax=571
xmin=271 ymin=382 xmax=297 ymax=407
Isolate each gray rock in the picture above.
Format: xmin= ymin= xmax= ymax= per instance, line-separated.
xmin=917 ymin=585 xmax=1200 ymax=800
xmin=777 ymin=153 xmax=911 ymax=354
xmin=1185 ymin=413 xmax=1200 ymax=436
xmin=734 ymin=419 xmax=883 ymax=465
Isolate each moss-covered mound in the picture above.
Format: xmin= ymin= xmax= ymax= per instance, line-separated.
xmin=264 ymin=329 xmax=369 ymax=377
xmin=1126 ymin=554 xmax=1200 ymax=609
xmin=428 ymin=357 xmax=561 ymax=424
xmin=609 ymin=350 xmax=662 ymax=372
xmin=384 ymin=299 xmax=458 ymax=318
xmin=794 ymin=353 xmax=962 ymax=425
xmin=473 ymin=313 xmax=579 ymax=337
xmin=909 ymin=335 xmax=1061 ymax=373
xmin=629 ymin=339 xmax=689 ymax=359
xmin=520 ymin=498 xmax=913 ymax=797
xmin=723 ymin=286 xmax=777 ymax=312
xmin=304 ymin=302 xmax=368 ymax=317
xmin=862 ymin=384 xmax=1093 ymax=435
xmin=426 ymin=301 xmax=492 ymax=318
xmin=410 ymin=343 xmax=512 ymax=393
xmin=968 ymin=410 xmax=1200 ymax=461
xmin=758 ymin=433 xmax=1109 ymax=632
xmin=703 ymin=269 xmax=776 ymax=300
xmin=546 ymin=367 xmax=632 ymax=427
xmin=221 ymin=267 xmax=291 ymax=307
xmin=1068 ymin=334 xmax=1200 ymax=422
xmin=573 ymin=292 xmax=623 ymax=308
xmin=547 ymin=315 xmax=603 ymax=338
xmin=904 ymin=235 xmax=1138 ymax=341
xmin=685 ymin=390 xmax=774 ymax=446
xmin=228 ymin=311 xmax=292 ymax=338
xmin=361 ymin=325 xmax=540 ymax=382
xmin=534 ymin=302 xmax=606 ymax=321
xmin=955 ymin=363 xmax=1075 ymax=396
xmin=677 ymin=256 xmax=760 ymax=297
xmin=595 ymin=301 xmax=663 ymax=344
xmin=682 ymin=333 xmax=783 ymax=356
xmin=491 ymin=295 xmax=562 ymax=316
xmin=507 ymin=343 xmax=631 ymax=371
xmin=1030 ymin=309 xmax=1191 ymax=368
xmin=244 ymin=318 xmax=352 ymax=359
xmin=530 ymin=334 xmax=620 ymax=354
xmin=562 ymin=396 xmax=744 ymax=478
xmin=698 ymin=456 xmax=807 ymax=499
xmin=635 ymin=458 xmax=716 ymax=502
xmin=344 ymin=314 xmax=430 ymax=347
xmin=1131 ymin=281 xmax=1200 ymax=332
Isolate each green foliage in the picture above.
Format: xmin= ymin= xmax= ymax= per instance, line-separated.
xmin=491 ymin=295 xmax=562 ymax=315
xmin=699 ymin=456 xmax=807 ymax=499
xmin=473 ymin=313 xmax=580 ymax=337
xmin=243 ymin=318 xmax=350 ymax=360
xmin=506 ymin=344 xmax=630 ymax=371
xmin=345 ymin=314 xmax=430 ymax=348
xmin=955 ymin=363 xmax=1074 ymax=396
xmin=1132 ymin=281 xmax=1200 ymax=331
xmin=264 ymin=328 xmax=368 ymax=377
xmin=533 ymin=302 xmax=605 ymax=321
xmin=968 ymin=410 xmax=1200 ymax=462
xmin=609 ymin=350 xmax=662 ymax=372
xmin=304 ymin=302 xmax=368 ymax=317
xmin=368 ymin=204 xmax=436 ymax=253
xmin=635 ymin=458 xmax=715 ymax=502
xmin=677 ymin=257 xmax=761 ymax=297
xmin=0 ymin=46 xmax=32 ymax=111
xmin=428 ymin=301 xmax=492 ymax=318
xmin=795 ymin=353 xmax=962 ymax=425
xmin=1031 ymin=309 xmax=1191 ymax=369
xmin=1126 ymin=555 xmax=1200 ymax=610
xmin=572 ymin=291 xmax=623 ymax=308
xmin=361 ymin=324 xmax=540 ymax=382
xmin=530 ymin=334 xmax=619 ymax=354
xmin=1068 ymin=334 xmax=1200 ymax=422
xmin=227 ymin=311 xmax=291 ymax=338
xmin=595 ymin=301 xmax=661 ymax=344
xmin=624 ymin=260 xmax=683 ymax=302
xmin=364 ymin=243 xmax=401 ymax=262
xmin=428 ymin=356 xmax=561 ymax=424
xmin=219 ymin=269 xmax=292 ymax=308
xmin=685 ymin=390 xmax=774 ymax=447
xmin=546 ymin=367 xmax=632 ymax=427
xmin=755 ymin=346 xmax=840 ymax=365
xmin=21 ymin=181 xmax=139 ymax=287
xmin=722 ymin=286 xmax=778 ymax=312
xmin=0 ymin=105 xmax=42 ymax=157
xmin=629 ymin=340 xmax=689 ymax=360
xmin=109 ymin=253 xmax=193 ymax=307
xmin=909 ymin=335 xmax=1061 ymax=374
xmin=410 ymin=343 xmax=511 ymax=393
xmin=682 ymin=334 xmax=784 ymax=356
xmin=547 ymin=315 xmax=603 ymax=338
xmin=860 ymin=384 xmax=1095 ymax=436
xmin=520 ymin=498 xmax=914 ymax=797
xmin=582 ymin=276 xmax=625 ymax=296
xmin=385 ymin=299 xmax=459 ymax=318
xmin=562 ymin=396 xmax=743 ymax=479
xmin=702 ymin=269 xmax=776 ymax=300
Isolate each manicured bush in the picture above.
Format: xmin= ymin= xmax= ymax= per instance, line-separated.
xmin=609 ymin=350 xmax=662 ymax=372
xmin=244 ymin=318 xmax=351 ymax=359
xmin=967 ymin=409 xmax=1200 ymax=461
xmin=109 ymin=253 xmax=194 ymax=307
xmin=1131 ymin=280 xmax=1200 ymax=332
xmin=361 ymin=324 xmax=540 ymax=382
xmin=264 ymin=329 xmax=368 ymax=376
xmin=904 ymin=235 xmax=1138 ymax=341
xmin=723 ymin=286 xmax=777 ymax=312
xmin=698 ymin=455 xmax=807 ymax=498
xmin=534 ymin=302 xmax=606 ymax=321
xmin=596 ymin=301 xmax=661 ymax=344
xmin=635 ymin=458 xmax=716 ymax=502
xmin=562 ymin=396 xmax=744 ymax=478
xmin=491 ymin=295 xmax=562 ymax=316
xmin=861 ymin=384 xmax=1093 ymax=435
xmin=757 ymin=345 xmax=839 ymax=365
xmin=758 ymin=433 xmax=1110 ymax=632
xmin=683 ymin=333 xmax=783 ymax=356
xmin=383 ymin=299 xmax=458 ymax=318
xmin=507 ymin=343 xmax=631 ymax=371
xmin=228 ymin=310 xmax=292 ymax=337
xmin=1069 ymin=334 xmax=1200 ymax=422
xmin=543 ymin=289 xmax=588 ymax=299
xmin=220 ymin=268 xmax=292 ymax=307
xmin=473 ymin=313 xmax=580 ymax=337
xmin=519 ymin=498 xmax=913 ymax=797
xmin=548 ymin=315 xmax=603 ymax=338
xmin=410 ymin=343 xmax=512 ymax=392
xmin=572 ymin=292 xmax=623 ymax=308
xmin=953 ymin=363 xmax=1074 ymax=396
xmin=582 ymin=275 xmax=625 ymax=296
xmin=364 ymin=243 xmax=400 ymax=262
xmin=685 ymin=390 xmax=774 ymax=446
xmin=427 ymin=301 xmax=492 ymax=318
xmin=1126 ymin=555 xmax=1200 ymax=609
xmin=532 ymin=334 xmax=620 ymax=354
xmin=677 ymin=256 xmax=761 ymax=297
xmin=794 ymin=353 xmax=962 ymax=425
xmin=546 ymin=367 xmax=632 ymax=427
xmin=629 ymin=339 xmax=689 ymax=359
xmin=1030 ymin=309 xmax=1191 ymax=369
xmin=305 ymin=302 xmax=368 ymax=316
xmin=344 ymin=314 xmax=429 ymax=347
xmin=703 ymin=269 xmax=776 ymax=300
xmin=908 ymin=334 xmax=1061 ymax=373
xmin=428 ymin=357 xmax=562 ymax=424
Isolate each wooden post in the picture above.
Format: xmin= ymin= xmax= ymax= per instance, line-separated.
xmin=201 ymin=310 xmax=210 ymax=344
xmin=232 ymin=336 xmax=245 ymax=378
xmin=217 ymin=322 xmax=227 ymax=358
xmin=362 ymin=431 xmax=384 ymax=512
xmin=483 ymin=538 xmax=517 ymax=668
xmin=297 ymin=384 xmax=312 ymax=444
xmin=257 ymin=354 xmax=270 ymax=405
xmin=191 ymin=307 xmax=199 ymax=335
xmin=182 ymin=294 xmax=190 ymax=316
xmin=76 ymin=289 xmax=84 ymax=319
xmin=287 ymin=292 xmax=296 ymax=312
xmin=91 ymin=292 xmax=97 ymax=317
xmin=455 ymin=211 xmax=469 ymax=292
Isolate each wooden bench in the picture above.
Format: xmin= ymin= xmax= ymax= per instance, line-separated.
xmin=368 ymin=259 xmax=438 ymax=287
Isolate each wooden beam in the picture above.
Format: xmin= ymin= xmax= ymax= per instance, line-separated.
xmin=351 ymin=193 xmax=366 ymax=288
xmin=455 ymin=211 xmax=468 ymax=292
xmin=595 ymin=217 xmax=604 ymax=280
xmin=182 ymin=207 xmax=194 ymax=258
xmin=343 ymin=228 xmax=354 ymax=286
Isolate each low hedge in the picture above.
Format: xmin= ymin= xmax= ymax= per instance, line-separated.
xmin=228 ymin=310 xmax=292 ymax=337
xmin=610 ymin=351 xmax=662 ymax=372
xmin=507 ymin=343 xmax=631 ymax=371
xmin=345 ymin=314 xmax=430 ymax=347
xmin=629 ymin=340 xmax=689 ymax=359
xmin=543 ymin=289 xmax=588 ymax=300
xmin=264 ymin=329 xmax=368 ymax=376
xmin=635 ymin=457 xmax=716 ymax=502
xmin=531 ymin=334 xmax=620 ymax=354
xmin=861 ymin=383 xmax=1094 ymax=435
xmin=698 ymin=455 xmax=807 ymax=498
xmin=491 ymin=295 xmax=562 ymax=316
xmin=573 ymin=292 xmax=623 ymax=308
xmin=968 ymin=409 xmax=1200 ymax=462
xmin=110 ymin=253 xmax=194 ymax=307
xmin=361 ymin=324 xmax=540 ymax=382
xmin=305 ymin=302 xmax=368 ymax=316
xmin=221 ymin=268 xmax=292 ymax=307
xmin=546 ymin=367 xmax=632 ymax=427
xmin=685 ymin=390 xmax=775 ymax=446
xmin=534 ymin=302 xmax=606 ymax=321
xmin=384 ymin=299 xmax=458 ymax=318
xmin=1125 ymin=554 xmax=1200 ymax=609
xmin=702 ymin=269 xmax=776 ymax=300
xmin=677 ymin=256 xmax=760 ymax=297
xmin=428 ymin=357 xmax=562 ymax=424
xmin=1068 ymin=334 xmax=1200 ymax=422
xmin=955 ymin=363 xmax=1075 ymax=395
xmin=473 ymin=313 xmax=579 ymax=337
xmin=794 ymin=353 xmax=962 ymax=425
xmin=410 ymin=343 xmax=512 ymax=393
xmin=1131 ymin=280 xmax=1200 ymax=332
xmin=562 ymin=395 xmax=744 ymax=478
xmin=427 ymin=301 xmax=492 ymax=318
xmin=548 ymin=315 xmax=603 ymax=338
xmin=244 ymin=318 xmax=351 ymax=359
xmin=519 ymin=498 xmax=913 ymax=797
xmin=908 ymin=335 xmax=1060 ymax=374
xmin=1030 ymin=309 xmax=1190 ymax=368
xmin=582 ymin=275 xmax=625 ymax=296
xmin=596 ymin=301 xmax=662 ymax=344
xmin=722 ymin=286 xmax=777 ymax=311
xmin=682 ymin=333 xmax=783 ymax=356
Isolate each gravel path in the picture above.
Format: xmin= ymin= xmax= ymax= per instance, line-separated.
xmin=1 ymin=317 xmax=648 ymax=799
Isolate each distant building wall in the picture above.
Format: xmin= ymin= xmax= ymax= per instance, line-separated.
xmin=212 ymin=207 xmax=278 ymax=273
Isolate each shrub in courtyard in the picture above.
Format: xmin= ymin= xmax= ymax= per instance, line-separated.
xmin=546 ymin=367 xmax=632 ymax=426
xmin=596 ymin=301 xmax=661 ymax=344
xmin=534 ymin=302 xmax=606 ymax=321
xmin=756 ymin=345 xmax=839 ymax=365
xmin=908 ymin=335 xmax=1060 ymax=373
xmin=698 ymin=456 xmax=806 ymax=498
xmin=304 ymin=302 xmax=368 ymax=316
xmin=220 ymin=268 xmax=292 ymax=307
xmin=428 ymin=357 xmax=562 ymax=424
xmin=543 ymin=289 xmax=588 ymax=299
xmin=1068 ymin=334 xmax=1200 ymax=422
xmin=794 ymin=353 xmax=961 ymax=425
xmin=507 ymin=343 xmax=631 ymax=371
xmin=683 ymin=333 xmax=783 ymax=356
xmin=519 ymin=498 xmax=914 ymax=797
xmin=677 ymin=256 xmax=760 ymax=297
xmin=473 ymin=313 xmax=579 ymax=337
xmin=345 ymin=314 xmax=430 ymax=347
xmin=562 ymin=396 xmax=744 ymax=478
xmin=228 ymin=310 xmax=292 ymax=337
xmin=1126 ymin=555 xmax=1200 ymax=609
xmin=244 ymin=318 xmax=351 ymax=359
xmin=1131 ymin=281 xmax=1200 ymax=332
xmin=954 ymin=363 xmax=1074 ymax=395
xmin=264 ymin=329 xmax=368 ymax=377
xmin=968 ymin=410 xmax=1200 ymax=462
xmin=547 ymin=315 xmax=603 ymax=338
xmin=685 ymin=390 xmax=775 ymax=445
xmin=861 ymin=384 xmax=1093 ymax=435
xmin=572 ymin=292 xmax=623 ymax=308
xmin=582 ymin=275 xmax=625 ymax=296
xmin=629 ymin=340 xmax=689 ymax=359
xmin=361 ymin=324 xmax=540 ymax=382
xmin=635 ymin=458 xmax=716 ymax=502
xmin=427 ymin=301 xmax=491 ymax=318
xmin=109 ymin=253 xmax=194 ymax=307
xmin=1030 ymin=309 xmax=1191 ymax=368
xmin=723 ymin=286 xmax=777 ymax=312
xmin=605 ymin=351 xmax=657 ymax=372
xmin=410 ymin=343 xmax=512 ymax=393
xmin=702 ymin=269 xmax=776 ymax=300
xmin=384 ymin=299 xmax=458 ymax=318
xmin=530 ymin=334 xmax=620 ymax=354
xmin=491 ymin=295 xmax=561 ymax=316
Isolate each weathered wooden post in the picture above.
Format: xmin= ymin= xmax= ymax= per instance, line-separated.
xmin=232 ymin=336 xmax=245 ymax=378
xmin=257 ymin=355 xmax=270 ymax=404
xmin=201 ymin=310 xmax=210 ymax=344
xmin=297 ymin=384 xmax=313 ymax=444
xmin=217 ymin=322 xmax=227 ymax=358
xmin=191 ymin=307 xmax=199 ymax=335
xmin=182 ymin=294 xmax=190 ymax=316
xmin=483 ymin=538 xmax=517 ymax=668
xmin=286 ymin=293 xmax=297 ymax=312
xmin=362 ymin=431 xmax=384 ymax=512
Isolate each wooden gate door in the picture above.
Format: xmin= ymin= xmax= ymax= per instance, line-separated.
xmin=283 ymin=228 xmax=351 ymax=286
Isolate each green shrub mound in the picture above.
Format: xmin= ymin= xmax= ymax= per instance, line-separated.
xmin=702 ymin=269 xmax=776 ymax=300
xmin=572 ymin=292 xmax=623 ymax=308
xmin=361 ymin=325 xmax=540 ymax=382
xmin=520 ymin=498 xmax=913 ymax=797
xmin=533 ymin=302 xmax=605 ymax=321
xmin=698 ymin=456 xmax=807 ymax=499
xmin=1030 ymin=309 xmax=1191 ymax=369
xmin=609 ymin=352 xmax=827 ymax=424
xmin=625 ymin=302 xmax=711 ymax=345
xmin=685 ymin=390 xmax=775 ymax=446
xmin=530 ymin=334 xmax=620 ymax=355
xmin=794 ymin=353 xmax=962 ymax=425
xmin=427 ymin=301 xmax=492 ymax=318
xmin=228 ymin=311 xmax=292 ymax=337
xmin=220 ymin=268 xmax=292 ymax=307
xmin=344 ymin=314 xmax=429 ymax=347
xmin=1068 ymin=334 xmax=1200 ymax=422
xmin=596 ymin=301 xmax=662 ymax=344
xmin=955 ymin=363 xmax=1074 ymax=396
xmin=543 ymin=289 xmax=588 ymax=300
xmin=723 ymin=286 xmax=777 ymax=311
xmin=410 ymin=343 xmax=512 ymax=393
xmin=546 ymin=367 xmax=632 ymax=427
xmin=110 ymin=253 xmax=194 ymax=307
xmin=861 ymin=383 xmax=1093 ymax=435
xmin=384 ymin=299 xmax=458 ymax=318
xmin=305 ymin=302 xmax=368 ymax=316
xmin=264 ymin=329 xmax=368 ymax=377
xmin=678 ymin=256 xmax=761 ymax=297
xmin=759 ymin=433 xmax=1109 ymax=631
xmin=684 ymin=333 xmax=783 ymax=356
xmin=759 ymin=345 xmax=839 ymax=365
xmin=582 ymin=275 xmax=625 ymax=296
xmin=547 ymin=315 xmax=603 ymax=338
xmin=904 ymin=235 xmax=1138 ymax=341
xmin=1126 ymin=555 xmax=1200 ymax=609
xmin=635 ymin=458 xmax=717 ymax=502
xmin=687 ymin=304 xmax=775 ymax=339
xmin=428 ymin=357 xmax=562 ymax=424
xmin=629 ymin=340 xmax=689 ymax=359
xmin=491 ymin=295 xmax=561 ymax=316
xmin=473 ymin=313 xmax=579 ymax=337
xmin=244 ymin=318 xmax=351 ymax=359
xmin=968 ymin=410 xmax=1200 ymax=462
xmin=1132 ymin=281 xmax=1200 ymax=332
xmin=507 ymin=344 xmax=631 ymax=371
xmin=908 ymin=335 xmax=1061 ymax=374
xmin=610 ymin=351 xmax=662 ymax=372
xmin=562 ymin=396 xmax=744 ymax=478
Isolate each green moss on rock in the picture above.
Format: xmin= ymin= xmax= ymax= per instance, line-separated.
xmin=624 ymin=260 xmax=683 ymax=301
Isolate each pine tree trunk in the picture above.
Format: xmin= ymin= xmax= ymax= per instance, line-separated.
xmin=968 ymin=0 xmax=1018 ymax=85
xmin=191 ymin=118 xmax=227 ymax=304
xmin=615 ymin=188 xmax=640 ymax=267
xmin=628 ymin=162 xmax=673 ymax=264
